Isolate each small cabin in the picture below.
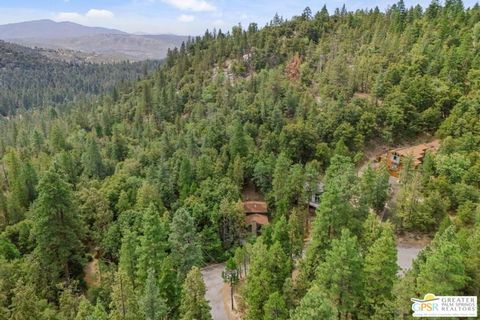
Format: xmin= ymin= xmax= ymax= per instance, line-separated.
xmin=308 ymin=182 xmax=325 ymax=212
xmin=384 ymin=140 xmax=440 ymax=177
xmin=243 ymin=201 xmax=269 ymax=235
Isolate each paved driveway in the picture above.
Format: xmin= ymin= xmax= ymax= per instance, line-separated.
xmin=397 ymin=244 xmax=423 ymax=274
xmin=202 ymin=263 xmax=229 ymax=320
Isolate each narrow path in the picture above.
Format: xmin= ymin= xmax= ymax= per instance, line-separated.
xmin=202 ymin=263 xmax=230 ymax=320
xmin=83 ymin=258 xmax=99 ymax=287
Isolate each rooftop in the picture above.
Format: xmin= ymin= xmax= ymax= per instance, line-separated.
xmin=243 ymin=201 xmax=268 ymax=214
xmin=390 ymin=140 xmax=440 ymax=165
xmin=245 ymin=213 xmax=269 ymax=225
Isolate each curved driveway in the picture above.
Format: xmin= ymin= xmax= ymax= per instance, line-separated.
xmin=202 ymin=263 xmax=230 ymax=320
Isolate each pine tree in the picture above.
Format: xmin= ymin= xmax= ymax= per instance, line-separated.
xmin=169 ymin=208 xmax=202 ymax=280
xmin=291 ymin=285 xmax=337 ymax=320
xmin=180 ymin=266 xmax=212 ymax=320
xmin=178 ymin=157 xmax=194 ymax=200
xmin=316 ymin=229 xmax=363 ymax=319
xmin=359 ymin=164 xmax=390 ymax=213
xmin=9 ymin=280 xmax=46 ymax=320
xmin=272 ymin=216 xmax=291 ymax=259
xmin=263 ymin=292 xmax=288 ymax=320
xmin=229 ymin=120 xmax=247 ymax=159
xmin=158 ymin=256 xmax=181 ymax=317
xmin=58 ymin=283 xmax=82 ymax=320
xmin=137 ymin=204 xmax=168 ymax=284
xmin=218 ymin=199 xmax=244 ymax=250
xmin=118 ymin=229 xmax=138 ymax=291
xmin=82 ymin=137 xmax=104 ymax=178
xmin=89 ymin=301 xmax=108 ymax=320
xmin=362 ymin=227 xmax=398 ymax=318
xmin=110 ymin=269 xmax=138 ymax=320
xmin=75 ymin=298 xmax=95 ymax=320
xmin=222 ymin=258 xmax=239 ymax=311
xmin=268 ymin=242 xmax=292 ymax=291
xmin=417 ymin=226 xmax=467 ymax=295
xmin=244 ymin=239 xmax=272 ymax=320
xmin=139 ymin=268 xmax=167 ymax=320
xmin=31 ymin=169 xmax=83 ymax=288
xmin=301 ymin=155 xmax=361 ymax=285
xmin=272 ymin=153 xmax=292 ymax=216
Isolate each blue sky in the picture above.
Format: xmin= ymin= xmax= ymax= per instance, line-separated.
xmin=0 ymin=0 xmax=478 ymax=35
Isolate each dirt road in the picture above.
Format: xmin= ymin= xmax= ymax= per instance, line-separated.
xmin=202 ymin=263 xmax=230 ymax=320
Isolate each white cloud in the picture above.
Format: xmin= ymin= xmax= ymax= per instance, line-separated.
xmin=162 ymin=0 xmax=216 ymax=12
xmin=55 ymin=9 xmax=114 ymax=24
xmin=178 ymin=14 xmax=195 ymax=22
xmin=56 ymin=11 xmax=84 ymax=22
xmin=86 ymin=9 xmax=114 ymax=19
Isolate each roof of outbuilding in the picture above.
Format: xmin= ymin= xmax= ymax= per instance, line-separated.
xmin=243 ymin=201 xmax=268 ymax=214
xmin=245 ymin=213 xmax=269 ymax=225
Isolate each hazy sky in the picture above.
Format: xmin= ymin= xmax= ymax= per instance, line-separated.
xmin=0 ymin=0 xmax=478 ymax=35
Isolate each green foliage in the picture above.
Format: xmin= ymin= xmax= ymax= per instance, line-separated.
xmin=180 ymin=267 xmax=212 ymax=320
xmin=417 ymin=227 xmax=467 ymax=295
xmin=291 ymin=285 xmax=337 ymax=320
xmin=139 ymin=268 xmax=167 ymax=320
xmin=0 ymin=40 xmax=158 ymax=116
xmin=0 ymin=2 xmax=479 ymax=318
xmin=315 ymin=229 xmax=363 ymax=319
xmin=169 ymin=208 xmax=203 ymax=280
xmin=136 ymin=205 xmax=168 ymax=284
xmin=244 ymin=238 xmax=291 ymax=320
xmin=362 ymin=227 xmax=398 ymax=318
xmin=359 ymin=165 xmax=390 ymax=213
xmin=109 ymin=269 xmax=138 ymax=320
xmin=263 ymin=291 xmax=288 ymax=320
xmin=31 ymin=168 xmax=84 ymax=294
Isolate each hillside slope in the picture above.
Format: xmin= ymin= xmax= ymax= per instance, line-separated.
xmin=0 ymin=40 xmax=159 ymax=115
xmin=0 ymin=19 xmax=188 ymax=61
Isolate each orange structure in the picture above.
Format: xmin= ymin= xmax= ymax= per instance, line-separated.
xmin=382 ymin=140 xmax=440 ymax=177
xmin=243 ymin=201 xmax=269 ymax=235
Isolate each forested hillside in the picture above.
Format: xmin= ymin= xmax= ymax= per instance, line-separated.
xmin=0 ymin=1 xmax=479 ymax=319
xmin=0 ymin=40 xmax=159 ymax=115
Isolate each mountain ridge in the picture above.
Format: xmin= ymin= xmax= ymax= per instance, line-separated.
xmin=0 ymin=19 xmax=126 ymax=39
xmin=0 ymin=19 xmax=189 ymax=61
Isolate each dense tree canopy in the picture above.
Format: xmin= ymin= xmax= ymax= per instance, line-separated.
xmin=0 ymin=1 xmax=479 ymax=319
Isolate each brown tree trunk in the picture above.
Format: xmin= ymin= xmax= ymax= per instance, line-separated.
xmin=230 ymin=285 xmax=234 ymax=310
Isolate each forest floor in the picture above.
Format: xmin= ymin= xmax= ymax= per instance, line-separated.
xmin=83 ymin=257 xmax=100 ymax=287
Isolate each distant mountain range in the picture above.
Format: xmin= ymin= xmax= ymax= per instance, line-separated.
xmin=0 ymin=20 xmax=188 ymax=62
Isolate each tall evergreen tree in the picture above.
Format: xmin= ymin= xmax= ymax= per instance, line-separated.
xmin=82 ymin=137 xmax=104 ymax=178
xmin=109 ymin=269 xmax=138 ymax=320
xmin=180 ymin=266 xmax=212 ymax=320
xmin=316 ymin=229 xmax=363 ymax=319
xmin=118 ymin=229 xmax=138 ymax=291
xmin=417 ymin=227 xmax=467 ymax=295
xmin=139 ymin=268 xmax=167 ymax=320
xmin=169 ymin=208 xmax=202 ymax=280
xmin=362 ymin=226 xmax=398 ymax=318
xmin=137 ymin=204 xmax=168 ymax=284
xmin=291 ymin=285 xmax=337 ymax=320
xmin=263 ymin=292 xmax=288 ymax=320
xmin=31 ymin=168 xmax=83 ymax=290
